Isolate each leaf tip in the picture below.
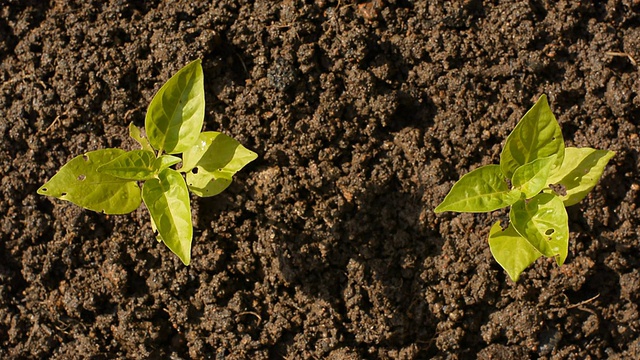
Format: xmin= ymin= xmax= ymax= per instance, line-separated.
xmin=37 ymin=182 xmax=49 ymax=194
xmin=507 ymin=272 xmax=521 ymax=282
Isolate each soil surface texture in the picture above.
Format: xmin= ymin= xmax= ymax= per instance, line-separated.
xmin=1 ymin=1 xmax=639 ymax=359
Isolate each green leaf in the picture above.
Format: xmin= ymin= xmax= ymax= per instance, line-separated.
xmin=182 ymin=132 xmax=258 ymax=197
xmin=37 ymin=149 xmax=141 ymax=214
xmin=129 ymin=123 xmax=154 ymax=152
xmin=511 ymin=155 xmax=556 ymax=198
xmin=510 ymin=193 xmax=569 ymax=265
xmin=142 ymin=169 xmax=192 ymax=265
xmin=154 ymin=155 xmax=182 ymax=171
xmin=145 ymin=59 xmax=205 ymax=154
xmin=488 ymin=221 xmax=543 ymax=282
xmin=500 ymin=95 xmax=565 ymax=179
xmin=186 ymin=172 xmax=233 ymax=198
xmin=97 ymin=150 xmax=157 ymax=181
xmin=434 ymin=165 xmax=522 ymax=213
xmin=545 ymin=147 xmax=615 ymax=206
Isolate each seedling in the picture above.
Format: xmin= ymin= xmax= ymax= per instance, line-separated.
xmin=435 ymin=95 xmax=614 ymax=281
xmin=38 ymin=59 xmax=257 ymax=265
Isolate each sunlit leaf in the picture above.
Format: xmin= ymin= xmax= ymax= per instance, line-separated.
xmin=545 ymin=147 xmax=615 ymax=206
xmin=154 ymin=155 xmax=181 ymax=171
xmin=37 ymin=149 xmax=141 ymax=214
xmin=511 ymin=155 xmax=556 ymax=198
xmin=510 ymin=193 xmax=568 ymax=265
xmin=435 ymin=165 xmax=522 ymax=213
xmin=182 ymin=132 xmax=258 ymax=197
xmin=149 ymin=216 xmax=160 ymax=242
xmin=151 ymin=155 xmax=182 ymax=242
xmin=129 ymin=123 xmax=154 ymax=152
xmin=500 ymin=95 xmax=565 ymax=179
xmin=142 ymin=169 xmax=192 ymax=265
xmin=186 ymin=171 xmax=232 ymax=198
xmin=97 ymin=150 xmax=157 ymax=181
xmin=145 ymin=59 xmax=205 ymax=154
xmin=488 ymin=221 xmax=542 ymax=282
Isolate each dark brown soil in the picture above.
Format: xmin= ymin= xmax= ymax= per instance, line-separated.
xmin=1 ymin=1 xmax=639 ymax=358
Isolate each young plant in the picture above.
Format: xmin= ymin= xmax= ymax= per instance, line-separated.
xmin=434 ymin=95 xmax=615 ymax=281
xmin=38 ymin=59 xmax=257 ymax=265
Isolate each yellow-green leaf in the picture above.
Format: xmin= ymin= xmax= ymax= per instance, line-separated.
xmin=435 ymin=165 xmax=522 ymax=213
xmin=37 ymin=149 xmax=141 ymax=214
xmin=97 ymin=150 xmax=157 ymax=181
xmin=145 ymin=59 xmax=205 ymax=154
xmin=182 ymin=132 xmax=258 ymax=197
xmin=510 ymin=193 xmax=569 ymax=265
xmin=512 ymin=155 xmax=556 ymax=198
xmin=129 ymin=123 xmax=154 ymax=152
xmin=142 ymin=169 xmax=192 ymax=265
xmin=488 ymin=221 xmax=543 ymax=282
xmin=500 ymin=95 xmax=565 ymax=179
xmin=546 ymin=147 xmax=615 ymax=206
xmin=154 ymin=155 xmax=181 ymax=171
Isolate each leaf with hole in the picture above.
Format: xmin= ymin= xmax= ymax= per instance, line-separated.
xmin=434 ymin=94 xmax=614 ymax=281
xmin=182 ymin=132 xmax=258 ymax=197
xmin=545 ymin=147 xmax=616 ymax=206
xmin=37 ymin=149 xmax=141 ymax=214
xmin=38 ymin=60 xmax=257 ymax=266
xmin=510 ymin=193 xmax=569 ymax=264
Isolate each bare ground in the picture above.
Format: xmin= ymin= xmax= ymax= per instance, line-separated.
xmin=1 ymin=0 xmax=639 ymax=359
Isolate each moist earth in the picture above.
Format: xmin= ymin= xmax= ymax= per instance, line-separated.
xmin=1 ymin=0 xmax=639 ymax=359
